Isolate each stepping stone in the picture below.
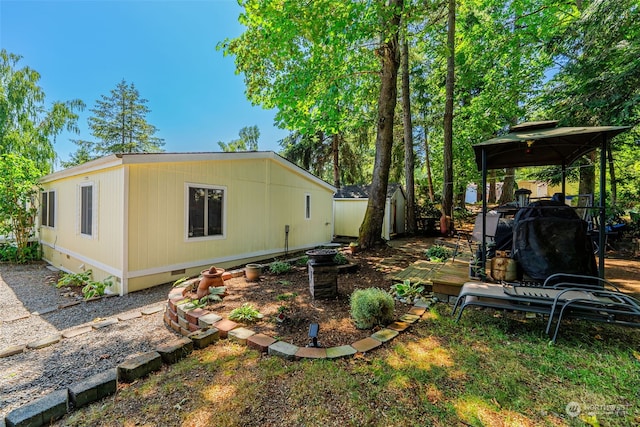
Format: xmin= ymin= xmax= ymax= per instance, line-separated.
xmin=4 ymin=388 xmax=68 ymax=427
xmin=3 ymin=314 xmax=30 ymax=322
xmin=117 ymin=351 xmax=162 ymax=383
xmin=268 ymin=341 xmax=299 ymax=360
xmin=387 ymin=321 xmax=411 ymax=332
xmin=156 ymin=338 xmax=193 ymax=364
xmin=0 ymin=344 xmax=26 ymax=358
xmin=92 ymin=318 xmax=118 ymax=329
xmin=295 ymin=346 xmax=327 ymax=359
xmin=188 ymin=328 xmax=219 ymax=349
xmin=118 ymin=312 xmax=142 ymax=321
xmin=27 ymin=334 xmax=62 ymax=350
xmin=371 ymin=328 xmax=399 ymax=343
xmin=351 ymin=337 xmax=382 ymax=353
xmin=62 ymin=326 xmax=93 ymax=339
xmin=141 ymin=306 xmax=164 ymax=315
xmin=228 ymin=327 xmax=255 ymax=345
xmin=399 ymin=314 xmax=421 ymax=323
xmin=198 ymin=313 xmax=223 ymax=329
xmin=408 ymin=306 xmax=426 ymax=316
xmin=213 ymin=319 xmax=239 ymax=338
xmin=68 ymin=369 xmax=117 ymax=409
xmin=247 ymin=334 xmax=277 ymax=353
xmin=326 ymin=345 xmax=357 ymax=359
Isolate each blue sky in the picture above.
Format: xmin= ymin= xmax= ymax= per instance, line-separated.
xmin=0 ymin=0 xmax=289 ymax=168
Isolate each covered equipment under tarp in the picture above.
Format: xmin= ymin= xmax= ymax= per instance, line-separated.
xmin=512 ymin=201 xmax=597 ymax=281
xmin=474 ymin=120 xmax=631 ymax=278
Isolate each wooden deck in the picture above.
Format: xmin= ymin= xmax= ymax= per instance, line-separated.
xmin=391 ymin=258 xmax=473 ymax=296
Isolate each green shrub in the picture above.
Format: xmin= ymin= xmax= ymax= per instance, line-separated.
xmin=56 ymin=270 xmax=93 ymax=288
xmin=425 ymin=245 xmax=451 ymax=262
xmin=390 ymin=279 xmax=425 ymax=303
xmin=269 ymin=260 xmax=292 ymax=275
xmin=81 ymin=277 xmax=113 ymax=299
xmin=333 ymin=252 xmax=348 ymax=265
xmin=229 ymin=303 xmax=264 ymax=323
xmin=350 ymin=287 xmax=395 ymax=329
xmin=296 ymin=256 xmax=309 ymax=266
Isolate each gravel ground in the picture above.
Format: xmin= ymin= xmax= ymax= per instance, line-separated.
xmin=0 ymin=262 xmax=179 ymax=420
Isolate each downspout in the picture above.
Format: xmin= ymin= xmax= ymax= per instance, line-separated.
xmin=121 ymin=165 xmax=129 ymax=296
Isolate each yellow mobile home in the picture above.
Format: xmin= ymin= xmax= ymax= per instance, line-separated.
xmin=39 ymin=152 xmax=335 ymax=294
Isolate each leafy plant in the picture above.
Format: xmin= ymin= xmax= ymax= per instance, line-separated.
xmin=278 ymin=280 xmax=291 ymax=286
xmin=172 ymin=277 xmax=189 ymax=287
xmin=206 ymin=285 xmax=227 ymax=302
xmin=350 ymin=287 xmax=395 ymax=329
xmin=333 ymin=252 xmax=348 ymax=265
xmin=296 ymin=256 xmax=309 ymax=266
xmin=389 ymin=280 xmax=425 ymax=303
xmin=269 ymin=260 xmax=292 ymax=275
xmin=229 ymin=303 xmax=264 ymax=323
xmin=276 ymin=292 xmax=298 ymax=301
xmin=56 ymin=270 xmax=93 ymax=288
xmin=425 ymin=245 xmax=451 ymax=262
xmin=81 ymin=277 xmax=113 ymax=299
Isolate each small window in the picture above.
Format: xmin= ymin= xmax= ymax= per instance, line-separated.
xmin=41 ymin=190 xmax=55 ymax=228
xmin=187 ymin=184 xmax=225 ymax=239
xmin=305 ymin=194 xmax=311 ymax=219
xmin=80 ymin=184 xmax=93 ymax=236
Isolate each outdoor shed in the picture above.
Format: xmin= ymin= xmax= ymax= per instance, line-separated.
xmin=333 ymin=184 xmax=406 ymax=240
xmin=39 ymin=152 xmax=336 ymax=294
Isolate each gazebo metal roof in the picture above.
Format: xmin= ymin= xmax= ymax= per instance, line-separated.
xmin=472 ymin=121 xmax=631 ymax=171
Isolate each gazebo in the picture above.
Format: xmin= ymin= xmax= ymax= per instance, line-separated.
xmin=473 ymin=120 xmax=631 ymax=278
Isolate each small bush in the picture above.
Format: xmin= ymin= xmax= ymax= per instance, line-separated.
xmin=229 ymin=303 xmax=264 ymax=323
xmin=350 ymin=287 xmax=395 ymax=329
xmin=333 ymin=252 xmax=348 ymax=265
xmin=81 ymin=277 xmax=113 ymax=299
xmin=57 ymin=270 xmax=93 ymax=288
xmin=390 ymin=279 xmax=425 ymax=303
xmin=296 ymin=256 xmax=309 ymax=266
xmin=425 ymin=245 xmax=451 ymax=262
xmin=269 ymin=260 xmax=292 ymax=275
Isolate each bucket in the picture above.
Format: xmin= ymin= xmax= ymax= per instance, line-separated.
xmin=491 ymin=256 xmax=517 ymax=281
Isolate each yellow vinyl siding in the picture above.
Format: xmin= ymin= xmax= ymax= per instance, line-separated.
xmin=40 ymin=166 xmax=124 ymax=293
xmin=334 ymin=199 xmax=368 ymax=238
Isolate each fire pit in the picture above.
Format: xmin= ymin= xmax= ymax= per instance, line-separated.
xmin=305 ymin=248 xmax=338 ymax=265
xmin=306 ymin=249 xmax=338 ymax=299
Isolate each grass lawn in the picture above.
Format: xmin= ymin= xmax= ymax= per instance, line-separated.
xmin=60 ymin=304 xmax=639 ymax=427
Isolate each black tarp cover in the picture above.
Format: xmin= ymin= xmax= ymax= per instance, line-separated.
xmin=512 ymin=201 xmax=597 ymax=281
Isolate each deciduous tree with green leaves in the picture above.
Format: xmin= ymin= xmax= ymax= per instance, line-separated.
xmin=217 ymin=125 xmax=260 ymax=152
xmin=0 ymin=49 xmax=84 ymax=173
xmin=0 ymin=154 xmax=41 ymax=262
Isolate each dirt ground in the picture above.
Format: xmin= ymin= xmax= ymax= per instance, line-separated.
xmin=175 ymin=236 xmax=640 ymax=348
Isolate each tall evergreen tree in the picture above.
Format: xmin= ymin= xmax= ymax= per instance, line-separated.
xmin=217 ymin=125 xmax=260 ymax=152
xmin=66 ymin=79 xmax=164 ymax=165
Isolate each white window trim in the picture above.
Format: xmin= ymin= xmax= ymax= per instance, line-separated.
xmin=184 ymin=182 xmax=227 ymax=242
xmin=304 ymin=193 xmax=311 ymax=220
xmin=41 ymin=189 xmax=57 ymax=229
xmin=78 ymin=181 xmax=98 ymax=239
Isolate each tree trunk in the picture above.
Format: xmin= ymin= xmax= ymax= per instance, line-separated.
xmin=332 ymin=133 xmax=341 ymax=189
xmin=441 ymin=0 xmax=455 ymax=224
xmin=401 ymin=39 xmax=416 ymax=234
xmin=423 ymin=116 xmax=435 ymax=202
xmin=488 ymin=170 xmax=496 ymax=204
xmin=498 ymin=168 xmax=516 ymax=204
xmin=579 ymin=152 xmax=596 ymax=200
xmin=607 ymin=144 xmax=616 ymax=207
xmin=359 ymin=0 xmax=403 ymax=249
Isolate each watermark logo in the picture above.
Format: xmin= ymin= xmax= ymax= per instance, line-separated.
xmin=566 ymin=401 xmax=581 ymax=418
xmin=566 ymin=401 xmax=630 ymax=418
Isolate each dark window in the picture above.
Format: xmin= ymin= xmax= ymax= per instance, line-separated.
xmin=188 ymin=186 xmax=224 ymax=238
xmin=81 ymin=185 xmax=93 ymax=236
xmin=305 ymin=194 xmax=311 ymax=219
xmin=41 ymin=191 xmax=55 ymax=228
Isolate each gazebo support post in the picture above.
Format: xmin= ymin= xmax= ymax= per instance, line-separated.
xmin=598 ymin=135 xmax=607 ymax=278
xmin=481 ymin=148 xmax=487 ymax=278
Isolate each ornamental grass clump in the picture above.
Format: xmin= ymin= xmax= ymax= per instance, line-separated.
xmin=350 ymin=287 xmax=395 ymax=329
